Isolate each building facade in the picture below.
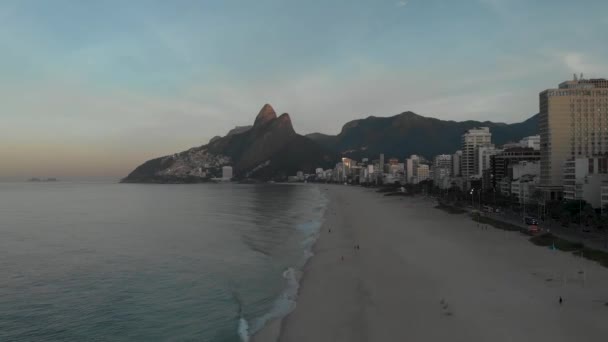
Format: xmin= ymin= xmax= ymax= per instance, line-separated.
xmin=539 ymin=76 xmax=608 ymax=200
xmin=562 ymin=157 xmax=608 ymax=208
xmin=490 ymin=147 xmax=540 ymax=189
xmin=461 ymin=127 xmax=492 ymax=181
xmin=406 ymin=155 xmax=420 ymax=184
xmin=452 ymin=150 xmax=462 ymax=177
xmin=417 ymin=164 xmax=430 ymax=183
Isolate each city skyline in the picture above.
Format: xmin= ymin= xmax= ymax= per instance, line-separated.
xmin=2 ymin=0 xmax=608 ymax=178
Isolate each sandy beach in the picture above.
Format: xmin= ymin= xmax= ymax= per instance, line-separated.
xmin=254 ymin=184 xmax=608 ymax=342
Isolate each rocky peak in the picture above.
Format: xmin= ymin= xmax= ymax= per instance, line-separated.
xmin=275 ymin=113 xmax=295 ymax=132
xmin=254 ymin=104 xmax=277 ymax=127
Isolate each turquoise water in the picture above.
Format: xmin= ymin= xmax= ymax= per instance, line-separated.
xmin=0 ymin=182 xmax=326 ymax=341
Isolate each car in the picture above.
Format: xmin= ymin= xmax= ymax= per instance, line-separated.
xmin=524 ymin=217 xmax=538 ymax=226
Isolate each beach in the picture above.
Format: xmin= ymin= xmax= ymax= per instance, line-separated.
xmin=254 ymin=184 xmax=608 ymax=341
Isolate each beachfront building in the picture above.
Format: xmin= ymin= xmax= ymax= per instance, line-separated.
xmin=222 ymin=166 xmax=233 ymax=180
xmin=562 ymin=157 xmax=608 ymax=208
xmin=416 ymin=165 xmax=430 ymax=183
xmin=498 ymin=178 xmax=512 ymax=196
xmin=432 ymin=154 xmax=452 ymax=189
xmin=387 ymin=162 xmax=405 ymax=184
xmin=433 ymin=167 xmax=451 ymax=189
xmin=520 ymin=135 xmax=541 ymax=150
xmin=497 ymin=161 xmax=540 ymax=197
xmin=511 ymin=160 xmax=540 ymax=179
xmin=539 ymin=76 xmax=608 ymax=200
xmin=461 ymin=127 xmax=492 ymax=185
xmin=511 ymin=174 xmax=539 ymax=204
xmin=434 ymin=154 xmax=452 ymax=169
xmin=406 ymin=155 xmax=420 ymax=184
xmin=477 ymin=145 xmax=502 ymax=178
xmin=452 ymin=150 xmax=462 ymax=177
xmin=490 ymin=147 xmax=541 ymax=189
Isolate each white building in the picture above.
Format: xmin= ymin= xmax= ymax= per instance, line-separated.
xmin=511 ymin=161 xmax=540 ymax=180
xmin=461 ymin=127 xmax=492 ymax=181
xmin=562 ymin=157 xmax=608 ymax=208
xmin=511 ymin=174 xmax=539 ymax=204
xmin=406 ymin=155 xmax=420 ymax=184
xmin=434 ymin=154 xmax=452 ymax=169
xmin=433 ymin=167 xmax=451 ymax=189
xmin=476 ymin=145 xmax=502 ymax=178
xmin=520 ymin=135 xmax=540 ymax=150
xmin=222 ymin=166 xmax=233 ymax=180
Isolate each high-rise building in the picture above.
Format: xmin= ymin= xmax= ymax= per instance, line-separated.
xmin=476 ymin=146 xmax=502 ymax=178
xmin=490 ymin=147 xmax=541 ymax=189
xmin=433 ymin=154 xmax=452 ymax=169
xmin=539 ymin=76 xmax=608 ymax=200
xmin=417 ymin=165 xmax=430 ymax=182
xmin=452 ymin=150 xmax=462 ymax=177
xmin=461 ymin=127 xmax=492 ymax=180
xmin=405 ymin=155 xmax=420 ymax=183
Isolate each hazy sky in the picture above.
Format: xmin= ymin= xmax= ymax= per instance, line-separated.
xmin=2 ymin=0 xmax=608 ymax=179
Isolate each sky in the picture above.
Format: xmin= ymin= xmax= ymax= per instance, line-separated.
xmin=1 ymin=0 xmax=608 ymax=179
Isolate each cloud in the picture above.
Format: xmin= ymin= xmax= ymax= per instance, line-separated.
xmin=559 ymin=52 xmax=608 ymax=77
xmin=395 ymin=1 xmax=408 ymax=8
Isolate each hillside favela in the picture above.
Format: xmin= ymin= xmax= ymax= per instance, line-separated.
xmin=2 ymin=1 xmax=608 ymax=342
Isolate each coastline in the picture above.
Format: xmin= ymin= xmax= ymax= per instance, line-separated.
xmin=254 ymin=184 xmax=608 ymax=342
xmin=251 ymin=184 xmax=333 ymax=342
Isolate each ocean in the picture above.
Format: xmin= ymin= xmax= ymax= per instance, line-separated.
xmin=0 ymin=181 xmax=327 ymax=341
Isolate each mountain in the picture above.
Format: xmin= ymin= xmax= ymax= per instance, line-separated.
xmin=208 ymin=125 xmax=252 ymax=144
xmin=121 ymin=104 xmax=335 ymax=183
xmin=306 ymin=111 xmax=539 ymax=160
xmin=122 ymin=106 xmax=539 ymax=183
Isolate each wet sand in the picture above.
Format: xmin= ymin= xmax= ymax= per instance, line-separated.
xmin=254 ymin=185 xmax=608 ymax=341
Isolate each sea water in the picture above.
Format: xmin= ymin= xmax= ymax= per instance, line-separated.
xmin=0 ymin=181 xmax=327 ymax=341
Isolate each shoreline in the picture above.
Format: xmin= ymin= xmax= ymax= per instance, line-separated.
xmin=254 ymin=184 xmax=608 ymax=342
xmin=251 ymin=184 xmax=333 ymax=342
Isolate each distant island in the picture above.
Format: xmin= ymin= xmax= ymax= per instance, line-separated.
xmin=28 ymin=178 xmax=58 ymax=182
xmin=121 ymin=104 xmax=537 ymax=184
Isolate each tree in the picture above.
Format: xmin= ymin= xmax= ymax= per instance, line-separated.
xmin=582 ymin=204 xmax=596 ymax=227
xmin=560 ymin=211 xmax=571 ymax=227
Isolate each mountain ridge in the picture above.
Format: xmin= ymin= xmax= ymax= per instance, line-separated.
xmin=306 ymin=111 xmax=539 ymax=160
xmin=121 ymin=104 xmax=335 ymax=183
xmin=122 ymin=106 xmax=539 ymax=183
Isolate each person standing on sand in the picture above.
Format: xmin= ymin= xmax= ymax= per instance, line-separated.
xmin=559 ymin=296 xmax=563 ymax=304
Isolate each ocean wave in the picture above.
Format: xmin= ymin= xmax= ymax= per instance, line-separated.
xmin=241 ymin=186 xmax=329 ymax=341
xmin=238 ymin=316 xmax=250 ymax=342
xmin=244 ymin=267 xmax=301 ymax=340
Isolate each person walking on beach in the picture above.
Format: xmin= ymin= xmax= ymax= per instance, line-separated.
xmin=559 ymin=296 xmax=563 ymax=305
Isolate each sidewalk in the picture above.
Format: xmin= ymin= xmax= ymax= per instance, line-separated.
xmin=436 ymin=198 xmax=608 ymax=253
xmin=486 ymin=211 xmax=608 ymax=252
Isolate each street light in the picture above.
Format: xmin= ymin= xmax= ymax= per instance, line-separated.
xmin=470 ymin=189 xmax=474 ymax=208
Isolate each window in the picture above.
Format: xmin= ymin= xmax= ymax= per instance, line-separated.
xmin=589 ymin=158 xmax=595 ymax=174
